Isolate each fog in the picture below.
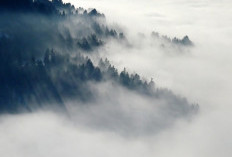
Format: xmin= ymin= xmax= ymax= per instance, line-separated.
xmin=66 ymin=0 xmax=232 ymax=113
xmin=1 ymin=0 xmax=232 ymax=157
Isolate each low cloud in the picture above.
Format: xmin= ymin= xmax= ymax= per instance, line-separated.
xmin=1 ymin=0 xmax=231 ymax=157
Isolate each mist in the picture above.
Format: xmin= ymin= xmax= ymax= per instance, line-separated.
xmin=0 ymin=0 xmax=231 ymax=157
xmin=66 ymin=0 xmax=232 ymax=156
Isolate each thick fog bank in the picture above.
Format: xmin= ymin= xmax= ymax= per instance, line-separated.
xmin=0 ymin=0 xmax=231 ymax=156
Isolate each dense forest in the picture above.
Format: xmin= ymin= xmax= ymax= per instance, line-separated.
xmin=0 ymin=0 xmax=198 ymax=115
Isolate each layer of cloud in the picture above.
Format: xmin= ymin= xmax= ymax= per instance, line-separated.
xmin=0 ymin=0 xmax=231 ymax=156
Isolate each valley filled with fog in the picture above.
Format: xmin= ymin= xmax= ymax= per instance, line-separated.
xmin=0 ymin=0 xmax=231 ymax=157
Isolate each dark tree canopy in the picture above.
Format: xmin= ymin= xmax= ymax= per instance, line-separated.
xmin=0 ymin=0 xmax=198 ymax=116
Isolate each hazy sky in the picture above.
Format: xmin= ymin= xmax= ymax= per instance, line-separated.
xmin=1 ymin=0 xmax=232 ymax=157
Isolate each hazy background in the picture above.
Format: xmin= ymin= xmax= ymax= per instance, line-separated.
xmin=0 ymin=0 xmax=231 ymax=156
